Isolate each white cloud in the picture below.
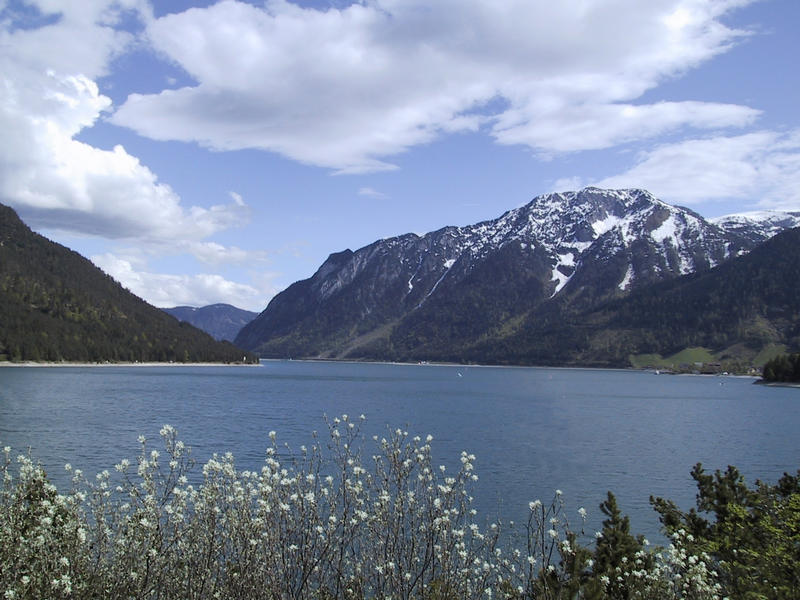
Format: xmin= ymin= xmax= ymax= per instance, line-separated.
xmin=592 ymin=130 xmax=800 ymax=209
xmin=111 ymin=0 xmax=759 ymax=173
xmin=0 ymin=1 xmax=269 ymax=308
xmin=0 ymin=64 xmax=248 ymax=242
xmin=358 ymin=187 xmax=388 ymax=200
xmin=183 ymin=241 xmax=268 ymax=266
xmin=0 ymin=1 xmax=236 ymax=237
xmin=91 ymin=253 xmax=275 ymax=311
xmin=1 ymin=1 xmax=139 ymax=80
xmin=492 ymin=101 xmax=759 ymax=154
xmin=550 ymin=176 xmax=586 ymax=194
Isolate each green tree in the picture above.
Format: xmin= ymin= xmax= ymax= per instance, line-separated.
xmin=584 ymin=492 xmax=654 ymax=599
xmin=651 ymin=464 xmax=800 ymax=599
xmin=762 ymin=353 xmax=800 ymax=382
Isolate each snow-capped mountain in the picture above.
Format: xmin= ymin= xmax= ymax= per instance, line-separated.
xmin=712 ymin=210 xmax=800 ymax=245
xmin=235 ymin=188 xmax=790 ymax=360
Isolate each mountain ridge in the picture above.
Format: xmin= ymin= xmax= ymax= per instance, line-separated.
xmin=236 ymin=187 xmax=800 ymax=366
xmin=0 ymin=203 xmax=257 ymax=364
xmin=492 ymin=225 xmax=800 ymax=368
xmin=163 ymin=304 xmax=257 ymax=342
xmin=711 ymin=210 xmax=800 ymax=244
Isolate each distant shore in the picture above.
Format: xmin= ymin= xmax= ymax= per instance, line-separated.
xmin=0 ymin=361 xmax=261 ymax=368
xmin=753 ymin=379 xmax=800 ymax=388
xmin=260 ymin=357 xmax=762 ymax=377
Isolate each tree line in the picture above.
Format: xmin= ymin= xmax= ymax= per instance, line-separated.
xmin=762 ymin=353 xmax=800 ymax=383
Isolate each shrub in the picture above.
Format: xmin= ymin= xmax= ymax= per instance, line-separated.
xmin=0 ymin=419 xmax=767 ymax=599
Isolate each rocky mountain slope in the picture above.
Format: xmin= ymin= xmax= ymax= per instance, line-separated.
xmin=711 ymin=210 xmax=800 ymax=244
xmin=163 ymin=304 xmax=257 ymax=342
xmin=0 ymin=203 xmax=257 ymax=363
xmin=500 ymin=225 xmax=800 ymax=368
xmin=236 ymin=187 xmax=794 ymax=363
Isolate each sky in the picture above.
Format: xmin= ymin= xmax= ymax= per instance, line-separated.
xmin=1 ymin=0 xmax=799 ymax=312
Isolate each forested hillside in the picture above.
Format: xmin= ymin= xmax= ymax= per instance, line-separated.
xmin=458 ymin=226 xmax=800 ymax=367
xmin=0 ymin=203 xmax=256 ymax=363
xmin=236 ymin=184 xmax=800 ymax=368
xmin=335 ymin=226 xmax=800 ymax=367
xmin=236 ymin=188 xmax=758 ymax=360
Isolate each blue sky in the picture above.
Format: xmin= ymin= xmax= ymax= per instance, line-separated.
xmin=1 ymin=0 xmax=798 ymax=311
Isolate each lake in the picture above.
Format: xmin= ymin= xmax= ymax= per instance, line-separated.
xmin=1 ymin=360 xmax=798 ymax=542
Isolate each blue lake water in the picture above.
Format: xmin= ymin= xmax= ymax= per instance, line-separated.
xmin=1 ymin=360 xmax=798 ymax=542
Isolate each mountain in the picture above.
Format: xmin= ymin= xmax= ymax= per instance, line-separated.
xmin=163 ymin=304 xmax=258 ymax=342
xmin=501 ymin=225 xmax=800 ymax=368
xmin=236 ymin=187 xmax=786 ymax=363
xmin=0 ymin=203 xmax=257 ymax=363
xmin=711 ymin=210 xmax=800 ymax=244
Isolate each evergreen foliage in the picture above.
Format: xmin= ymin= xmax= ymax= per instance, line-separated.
xmin=761 ymin=353 xmax=800 ymax=383
xmin=0 ymin=203 xmax=257 ymax=363
xmin=651 ymin=464 xmax=800 ymax=599
xmin=588 ymin=492 xmax=655 ymax=599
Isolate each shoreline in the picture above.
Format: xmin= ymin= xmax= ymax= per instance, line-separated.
xmin=5 ymin=357 xmax=622 ymax=371
xmin=259 ymin=356 xmax=633 ymax=372
xmin=258 ymin=357 xmax=761 ymax=378
xmin=0 ymin=357 xmax=763 ymax=378
xmin=0 ymin=361 xmax=261 ymax=368
xmin=753 ymin=379 xmax=800 ymax=388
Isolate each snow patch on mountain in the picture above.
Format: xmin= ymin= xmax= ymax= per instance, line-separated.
xmin=392 ymin=187 xmax=758 ymax=302
xmin=592 ymin=215 xmax=623 ymax=237
xmin=296 ymin=188 xmax=795 ymax=317
xmin=618 ymin=265 xmax=634 ymax=291
xmin=651 ymin=215 xmax=677 ymax=243
xmin=551 ymin=252 xmax=576 ymax=297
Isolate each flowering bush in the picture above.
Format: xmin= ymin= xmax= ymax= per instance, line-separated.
xmin=0 ymin=418 xmax=755 ymax=599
